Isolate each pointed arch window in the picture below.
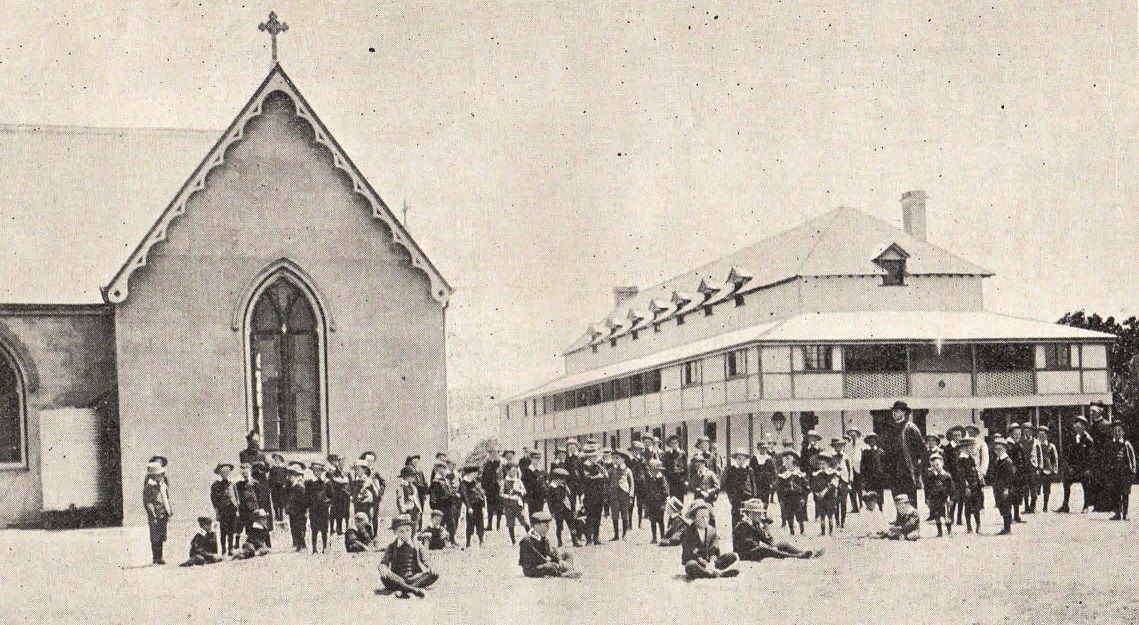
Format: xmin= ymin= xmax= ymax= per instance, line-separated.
xmin=249 ymin=275 xmax=324 ymax=451
xmin=0 ymin=345 xmax=25 ymax=466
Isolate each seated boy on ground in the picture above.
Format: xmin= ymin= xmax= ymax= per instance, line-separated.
xmin=231 ymin=509 xmax=272 ymax=559
xmin=181 ymin=515 xmax=225 ymax=566
xmin=658 ymin=497 xmax=688 ymax=547
xmin=876 ymin=494 xmax=921 ymax=541
xmin=518 ymin=511 xmax=582 ymax=579
xmin=377 ymin=514 xmax=438 ymax=599
xmin=345 ymin=512 xmax=377 ymax=553
xmin=733 ymin=499 xmax=824 ymax=561
xmin=680 ymin=500 xmax=739 ymax=580
xmin=417 ymin=509 xmax=451 ymax=550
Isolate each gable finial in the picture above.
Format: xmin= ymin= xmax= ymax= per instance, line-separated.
xmin=258 ymin=11 xmax=289 ymax=64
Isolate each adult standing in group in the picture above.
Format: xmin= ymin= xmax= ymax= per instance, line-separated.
xmin=845 ymin=428 xmax=864 ymax=513
xmin=481 ymin=446 xmax=503 ymax=531
xmin=564 ymin=439 xmax=583 ymax=512
xmin=521 ymin=451 xmax=549 ymax=518
xmin=1103 ymin=421 xmax=1136 ymax=521
xmin=662 ymin=435 xmax=688 ymax=502
xmin=238 ymin=430 xmax=266 ymax=467
xmin=1088 ymin=404 xmax=1113 ymax=511
xmin=1056 ymin=415 xmax=1096 ymax=513
xmin=882 ymin=401 xmax=926 ymax=513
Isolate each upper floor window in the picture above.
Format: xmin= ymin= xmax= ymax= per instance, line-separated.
xmin=801 ymin=345 xmax=834 ymax=371
xmin=0 ymin=345 xmax=25 ymax=466
xmin=874 ymin=243 xmax=909 ymax=286
xmin=682 ymin=360 xmax=703 ymax=386
xmin=645 ymin=369 xmax=663 ymax=393
xmin=725 ymin=349 xmax=748 ymax=378
xmin=1042 ymin=344 xmax=1078 ymax=370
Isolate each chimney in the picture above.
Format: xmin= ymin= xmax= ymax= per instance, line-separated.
xmin=900 ymin=190 xmax=927 ymax=241
xmin=613 ymin=286 xmax=639 ymax=308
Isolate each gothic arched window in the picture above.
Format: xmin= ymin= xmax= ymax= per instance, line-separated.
xmin=0 ymin=345 xmax=25 ymax=466
xmin=249 ymin=275 xmax=323 ymax=451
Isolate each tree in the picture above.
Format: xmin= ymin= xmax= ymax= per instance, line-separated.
xmin=1057 ymin=311 xmax=1139 ymax=440
xmin=462 ymin=437 xmax=500 ymax=467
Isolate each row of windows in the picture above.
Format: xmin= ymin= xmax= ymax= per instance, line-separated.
xmin=524 ymin=342 xmax=1106 ymax=416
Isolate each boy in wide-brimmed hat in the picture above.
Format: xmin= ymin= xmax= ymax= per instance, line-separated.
xmin=397 ymin=465 xmax=423 ymax=532
xmin=519 ymin=511 xmax=583 ymax=579
xmin=378 ymin=514 xmax=438 ymax=598
xmin=733 ymin=498 xmax=823 ymax=561
xmin=680 ymin=500 xmax=740 ymax=580
xmin=810 ymin=450 xmax=838 ymax=536
xmin=607 ymin=451 xmax=634 ymax=540
xmin=775 ymin=450 xmax=809 ymax=535
xmin=689 ymin=456 xmax=720 ymax=505
xmin=417 ymin=508 xmax=450 ymax=550
xmin=724 ymin=448 xmax=758 ymax=528
xmin=1104 ymin=421 xmax=1136 ymax=520
xmin=326 ymin=454 xmax=352 ymax=536
xmin=306 ymin=461 xmax=331 ymax=553
xmin=210 ymin=462 xmax=239 ymax=555
xmin=642 ymin=458 xmax=670 ymax=543
xmin=658 ymin=496 xmax=688 ymax=547
xmin=830 ymin=438 xmax=854 ymax=528
xmin=285 ymin=461 xmax=309 ymax=551
xmin=1037 ymin=425 xmax=1059 ymax=512
xmin=924 ymin=452 xmax=956 ymax=536
xmin=580 ymin=442 xmax=608 ymax=545
xmin=181 ymin=515 xmax=224 ymax=566
xmin=954 ymin=436 xmax=984 ymax=533
xmin=750 ymin=438 xmax=777 ymax=511
xmin=859 ymin=433 xmax=885 ymax=511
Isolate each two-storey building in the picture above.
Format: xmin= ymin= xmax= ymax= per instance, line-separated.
xmin=501 ymin=191 xmax=1114 ymax=464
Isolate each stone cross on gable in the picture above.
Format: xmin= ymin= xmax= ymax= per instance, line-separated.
xmin=258 ymin=11 xmax=289 ymax=64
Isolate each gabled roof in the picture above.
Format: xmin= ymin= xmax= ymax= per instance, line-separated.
xmin=105 ymin=64 xmax=452 ymax=305
xmin=565 ymin=206 xmax=992 ymax=354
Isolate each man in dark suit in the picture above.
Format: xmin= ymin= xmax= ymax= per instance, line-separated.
xmin=859 ymin=433 xmax=886 ymax=511
xmin=884 ymin=401 xmax=925 ymax=513
xmin=1056 ymin=415 xmax=1096 ymax=513
xmin=518 ymin=511 xmax=582 ymax=578
xmin=662 ymin=435 xmax=688 ymax=500
xmin=680 ymin=500 xmax=739 ymax=580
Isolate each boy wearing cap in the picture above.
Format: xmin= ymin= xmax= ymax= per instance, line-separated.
xmin=181 ymin=515 xmax=224 ymax=566
xmin=643 ymin=459 xmax=670 ymax=543
xmin=345 ymin=511 xmax=378 ymax=553
xmin=859 ymin=434 xmax=885 ymax=512
xmin=429 ymin=460 xmax=457 ymax=543
xmin=733 ymin=499 xmax=822 ymax=561
xmin=232 ymin=509 xmax=272 ymax=559
xmin=775 ymin=451 xmax=809 ymax=535
xmin=142 ymin=458 xmax=172 ymax=565
xmin=875 ymin=495 xmax=920 ymax=540
xmin=690 ymin=456 xmax=721 ymax=505
xmin=680 ymin=500 xmax=740 ymax=580
xmin=580 ymin=444 xmax=608 ymax=546
xmin=306 ymin=462 xmax=332 ymax=553
xmin=954 ymin=438 xmax=984 ymax=533
xmin=924 ymin=453 xmax=956 ymax=536
xmin=519 ymin=511 xmax=583 ymax=579
xmin=285 ymin=462 xmax=309 ymax=552
xmin=326 ymin=455 xmax=352 ymax=535
xmin=1104 ymin=421 xmax=1136 ymax=520
xmin=417 ymin=509 xmax=450 ymax=550
xmin=724 ymin=448 xmax=758 ymax=528
xmin=502 ymin=463 xmax=530 ymax=544
xmin=988 ymin=437 xmax=1017 ymax=535
xmin=810 ymin=451 xmax=838 ymax=536
xmin=659 ymin=497 xmax=688 ymax=546
xmin=1038 ymin=426 xmax=1059 ymax=512
xmin=397 ymin=466 xmax=423 ymax=532
xmin=547 ymin=467 xmax=579 ymax=547
xmin=377 ymin=514 xmax=438 ymax=598
xmin=460 ymin=465 xmax=487 ymax=547
xmin=211 ymin=463 xmax=240 ymax=555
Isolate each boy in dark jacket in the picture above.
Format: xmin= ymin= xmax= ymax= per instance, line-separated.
xmin=724 ymin=448 xmax=758 ymax=528
xmin=345 ymin=511 xmax=377 ymax=553
xmin=775 ymin=451 xmax=809 ymax=535
xmin=181 ymin=515 xmax=224 ymax=566
xmin=924 ymin=453 xmax=956 ymax=536
xmin=680 ymin=501 xmax=739 ymax=580
xmin=459 ymin=465 xmax=487 ymax=547
xmin=285 ymin=462 xmax=309 ymax=551
xmin=988 ymin=437 xmax=1017 ymax=536
xmin=642 ymin=459 xmax=670 ymax=543
xmin=417 ymin=509 xmax=450 ymax=550
xmin=232 ymin=509 xmax=272 ymax=559
xmin=954 ymin=438 xmax=985 ymax=533
xmin=234 ymin=463 xmax=262 ymax=543
xmin=518 ymin=511 xmax=582 ymax=579
xmin=859 ymin=434 xmax=886 ymax=511
xmin=306 ymin=461 xmax=332 ymax=553
xmin=733 ymin=499 xmax=822 ymax=560
xmin=210 ymin=463 xmax=239 ymax=555
xmin=546 ymin=468 xmax=579 ymax=547
xmin=326 ymin=455 xmax=352 ymax=535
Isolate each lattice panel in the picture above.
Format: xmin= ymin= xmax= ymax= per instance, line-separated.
xmin=844 ymin=372 xmax=907 ymax=398
xmin=975 ymin=371 xmax=1035 ymax=396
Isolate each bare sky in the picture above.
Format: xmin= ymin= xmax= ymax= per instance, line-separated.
xmin=1 ymin=1 xmax=1135 ymax=395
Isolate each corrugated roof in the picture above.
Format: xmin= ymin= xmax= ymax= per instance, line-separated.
xmin=518 ymin=311 xmax=1113 ymax=400
xmin=0 ymin=124 xmax=218 ymax=304
xmin=566 ymin=206 xmax=993 ymax=353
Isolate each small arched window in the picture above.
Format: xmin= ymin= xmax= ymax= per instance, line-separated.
xmin=249 ymin=275 xmax=323 ymax=451
xmin=0 ymin=345 xmax=25 ymax=466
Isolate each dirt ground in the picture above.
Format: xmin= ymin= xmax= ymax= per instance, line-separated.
xmin=3 ymin=484 xmax=1137 ymax=625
